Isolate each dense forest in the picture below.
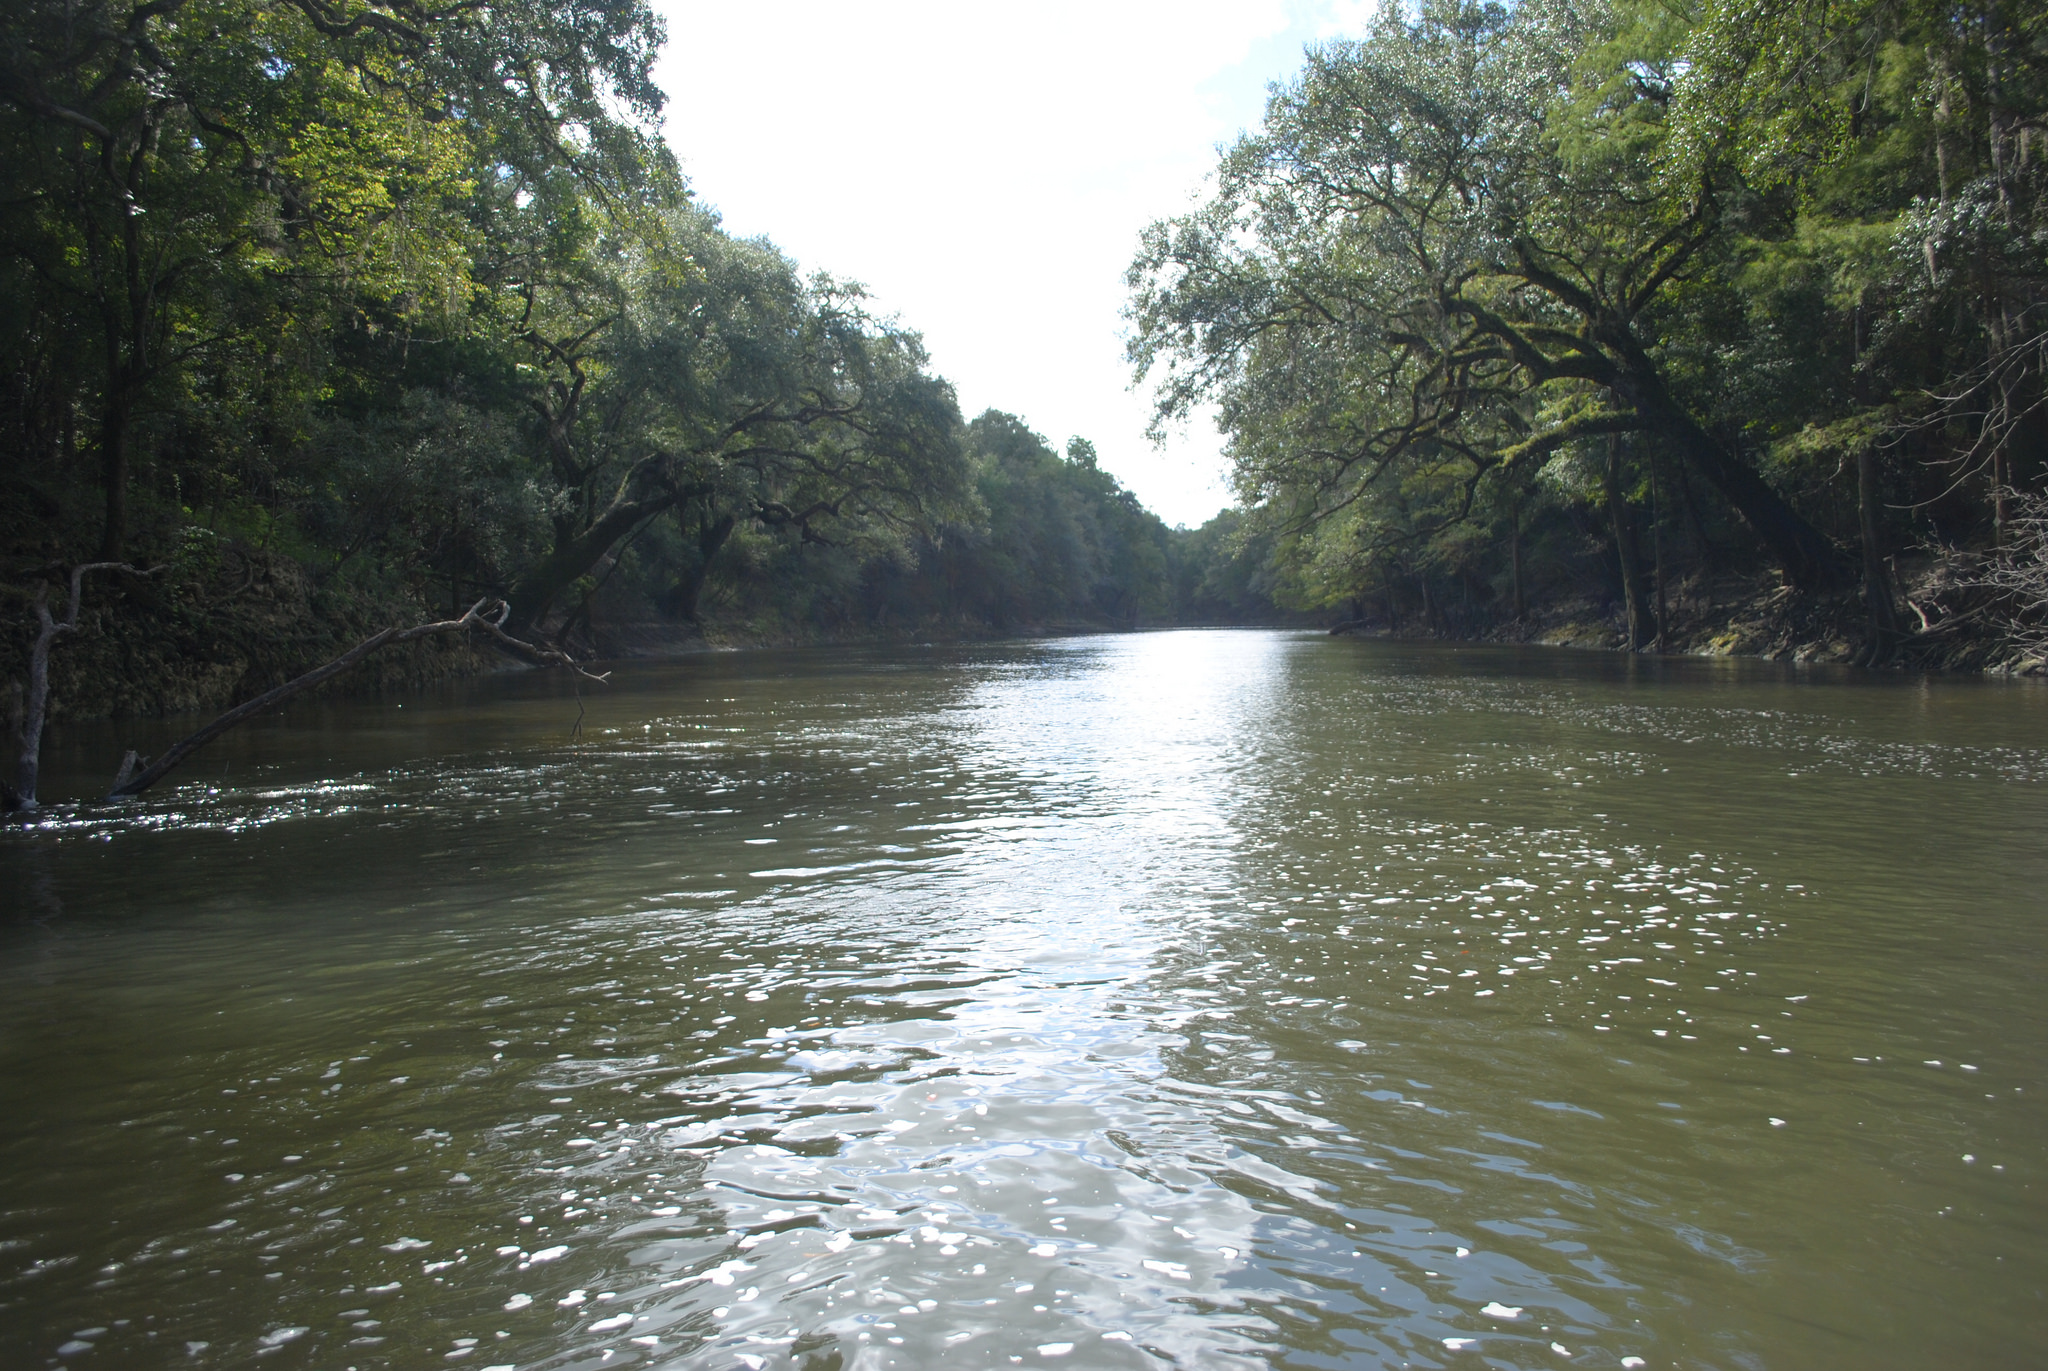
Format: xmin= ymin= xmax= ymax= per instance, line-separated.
xmin=1132 ymin=0 xmax=2048 ymax=666
xmin=0 ymin=0 xmax=1288 ymax=761
xmin=4 ymin=0 xmax=2045 ymax=799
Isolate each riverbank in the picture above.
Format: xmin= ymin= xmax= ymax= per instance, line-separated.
xmin=1338 ymin=560 xmax=2046 ymax=676
xmin=3 ymin=566 xmax=1204 ymax=725
xmin=14 ymin=553 xmax=2035 ymax=735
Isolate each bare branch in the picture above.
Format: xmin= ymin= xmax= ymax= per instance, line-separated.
xmin=6 ymin=563 xmax=159 ymax=814
xmin=106 ymin=600 xmax=605 ymax=801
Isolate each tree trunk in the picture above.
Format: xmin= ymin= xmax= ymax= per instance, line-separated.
xmin=99 ymin=391 xmax=130 ymax=562
xmin=1605 ymin=436 xmax=1658 ymax=650
xmin=506 ymin=493 xmax=681 ymax=632
xmin=1993 ymin=450 xmax=2009 ymax=544
xmin=1509 ymin=497 xmax=1526 ymax=619
xmin=1608 ymin=355 xmax=1843 ymax=588
xmin=6 ymin=564 xmax=149 ymax=813
xmin=1670 ymin=455 xmax=1717 ymax=571
xmin=8 ymin=589 xmax=61 ymax=812
xmin=659 ymin=510 xmax=738 ymax=621
xmin=1651 ymin=451 xmax=1668 ymax=652
xmin=1858 ymin=447 xmax=1901 ymax=655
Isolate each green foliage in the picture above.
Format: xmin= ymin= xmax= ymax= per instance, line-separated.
xmin=944 ymin=416 xmax=1175 ymax=629
xmin=0 ymin=0 xmax=1228 ymax=719
xmin=591 ymin=411 xmax=1195 ymax=639
xmin=1130 ymin=0 xmax=2048 ymax=641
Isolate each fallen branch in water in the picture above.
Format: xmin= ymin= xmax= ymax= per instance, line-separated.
xmin=106 ymin=599 xmax=608 ymax=801
xmin=5 ymin=562 xmax=158 ymax=814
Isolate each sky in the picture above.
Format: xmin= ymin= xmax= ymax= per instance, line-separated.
xmin=648 ymin=1 xmax=1378 ymax=529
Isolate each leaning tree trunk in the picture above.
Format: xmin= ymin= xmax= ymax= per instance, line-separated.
xmin=505 ymin=495 xmax=680 ymax=633
xmin=1608 ymin=352 xmax=1845 ymax=589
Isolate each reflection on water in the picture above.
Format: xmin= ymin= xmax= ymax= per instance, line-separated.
xmin=2 ymin=632 xmax=2044 ymax=1370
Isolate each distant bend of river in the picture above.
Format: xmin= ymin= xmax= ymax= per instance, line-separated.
xmin=2 ymin=630 xmax=2044 ymax=1371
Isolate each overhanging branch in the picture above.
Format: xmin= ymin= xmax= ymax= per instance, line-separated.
xmin=106 ymin=599 xmax=605 ymax=801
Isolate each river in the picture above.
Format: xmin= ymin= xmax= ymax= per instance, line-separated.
xmin=2 ymin=630 xmax=2043 ymax=1370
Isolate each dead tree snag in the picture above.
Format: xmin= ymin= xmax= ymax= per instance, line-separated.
xmin=105 ymin=600 xmax=606 ymax=802
xmin=5 ymin=562 xmax=155 ymax=814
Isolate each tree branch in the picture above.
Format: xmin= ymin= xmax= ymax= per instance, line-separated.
xmin=5 ymin=563 xmax=158 ymax=814
xmin=106 ymin=599 xmax=605 ymax=801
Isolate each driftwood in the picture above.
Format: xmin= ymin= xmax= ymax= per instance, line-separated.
xmin=5 ymin=562 xmax=156 ymax=813
xmin=106 ymin=599 xmax=607 ymax=801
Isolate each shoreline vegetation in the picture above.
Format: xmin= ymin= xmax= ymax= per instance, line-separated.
xmin=0 ymin=575 xmax=2030 ymax=815
xmin=1336 ymin=558 xmax=2048 ymax=675
xmin=6 ymin=0 xmax=2047 ymax=808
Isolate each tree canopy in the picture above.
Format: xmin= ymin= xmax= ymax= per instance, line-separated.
xmin=1131 ymin=0 xmax=2047 ymax=659
xmin=0 ymin=0 xmax=1241 ymax=727
xmin=12 ymin=0 xmax=2040 ymax=743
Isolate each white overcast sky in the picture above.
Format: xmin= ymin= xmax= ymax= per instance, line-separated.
xmin=649 ymin=1 xmax=1377 ymax=528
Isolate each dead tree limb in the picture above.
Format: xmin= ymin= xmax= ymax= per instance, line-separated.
xmin=469 ymin=601 xmax=613 ymax=681
xmin=5 ymin=562 xmax=156 ymax=814
xmin=106 ymin=599 xmax=608 ymax=802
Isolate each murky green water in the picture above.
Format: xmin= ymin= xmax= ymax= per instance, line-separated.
xmin=3 ymin=631 xmax=2044 ymax=1370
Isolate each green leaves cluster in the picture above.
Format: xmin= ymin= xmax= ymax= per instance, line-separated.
xmin=1 ymin=0 xmax=1213 ymax=715
xmin=1130 ymin=0 xmax=2048 ymax=641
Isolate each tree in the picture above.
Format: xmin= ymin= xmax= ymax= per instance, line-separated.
xmin=1128 ymin=0 xmax=1848 ymax=603
xmin=0 ymin=0 xmax=668 ymax=562
xmin=495 ymin=205 xmax=974 ymax=636
xmin=1673 ymin=0 xmax=2047 ymax=519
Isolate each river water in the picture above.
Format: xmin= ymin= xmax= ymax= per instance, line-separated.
xmin=2 ymin=631 xmax=2044 ymax=1370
